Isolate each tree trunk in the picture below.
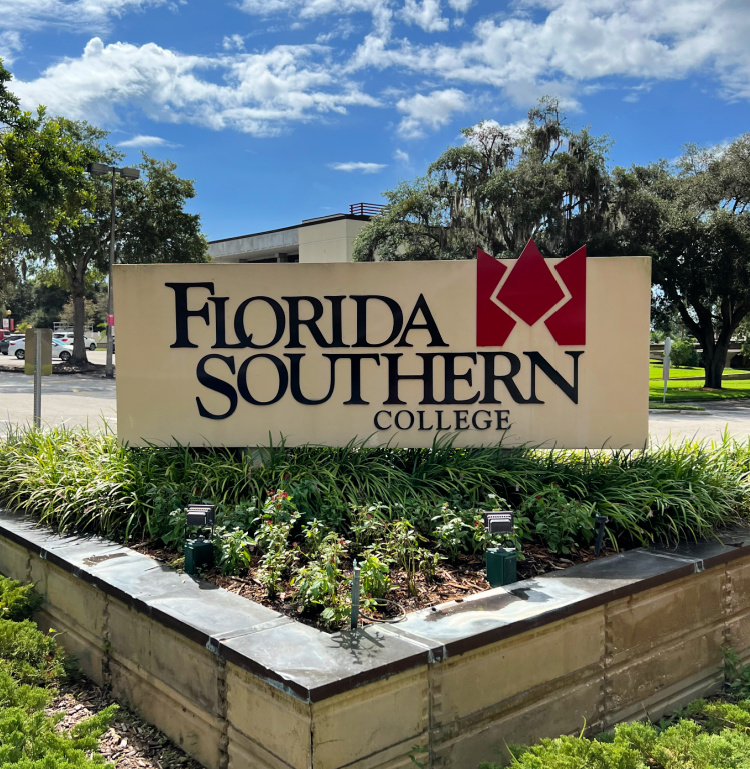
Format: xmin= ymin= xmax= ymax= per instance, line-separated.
xmin=703 ymin=352 xmax=729 ymax=390
xmin=70 ymin=275 xmax=88 ymax=365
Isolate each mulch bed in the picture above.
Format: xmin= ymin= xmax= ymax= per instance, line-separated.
xmin=0 ymin=360 xmax=112 ymax=376
xmin=47 ymin=677 xmax=203 ymax=769
xmin=131 ymin=541 xmax=615 ymax=628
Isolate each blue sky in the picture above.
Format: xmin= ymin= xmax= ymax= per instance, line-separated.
xmin=1 ymin=0 xmax=748 ymax=241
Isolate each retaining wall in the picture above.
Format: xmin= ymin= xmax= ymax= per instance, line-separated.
xmin=1 ymin=509 xmax=749 ymax=769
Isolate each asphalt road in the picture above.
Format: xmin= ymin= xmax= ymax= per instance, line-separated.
xmin=1 ymin=361 xmax=750 ymax=444
xmin=0 ymin=352 xmax=116 ymax=437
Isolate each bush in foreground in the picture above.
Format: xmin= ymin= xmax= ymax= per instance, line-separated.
xmin=478 ymin=699 xmax=750 ymax=769
xmin=0 ymin=574 xmax=117 ymax=768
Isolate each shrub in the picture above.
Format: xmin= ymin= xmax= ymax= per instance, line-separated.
xmin=521 ymin=486 xmax=596 ymax=554
xmin=0 ymin=578 xmax=117 ymax=768
xmin=359 ymin=552 xmax=391 ymax=599
xmin=0 ymin=577 xmax=42 ymax=622
xmin=670 ymin=339 xmax=700 ymax=367
xmin=292 ymin=533 xmax=350 ymax=629
xmin=479 ymin=711 xmax=750 ymax=769
xmin=0 ymin=619 xmax=64 ymax=686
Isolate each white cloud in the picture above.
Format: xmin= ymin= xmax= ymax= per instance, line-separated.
xmin=329 ymin=161 xmax=387 ymax=172
xmin=446 ymin=0 xmax=471 ymax=10
xmin=347 ymin=0 xmax=750 ymax=108
xmin=396 ymin=88 xmax=467 ymax=137
xmin=118 ymin=134 xmax=177 ymax=147
xmin=13 ymin=38 xmax=381 ymax=135
xmin=0 ymin=31 xmax=23 ymax=65
xmin=222 ymin=34 xmax=245 ymax=52
xmin=400 ymin=0 xmax=448 ymax=32
xmin=393 ymin=148 xmax=410 ymax=163
xmin=0 ymin=0 xmax=167 ymax=33
xmin=238 ymin=0 xmax=394 ymax=37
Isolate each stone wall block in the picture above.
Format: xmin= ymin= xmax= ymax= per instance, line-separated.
xmin=226 ymin=662 xmax=312 ymax=769
xmin=311 ymin=667 xmax=429 ymax=769
xmin=107 ymin=600 xmax=222 ymax=715
xmin=432 ymin=608 xmax=605 ymax=725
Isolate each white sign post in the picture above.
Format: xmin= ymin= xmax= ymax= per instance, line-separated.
xmin=662 ymin=336 xmax=672 ymax=404
xmin=24 ymin=329 xmax=52 ymax=428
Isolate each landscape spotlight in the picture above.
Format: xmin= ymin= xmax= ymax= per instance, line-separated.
xmin=184 ymin=504 xmax=216 ymax=576
xmin=483 ymin=511 xmax=514 ymax=535
xmin=85 ymin=163 xmax=141 ymax=378
xmin=484 ymin=511 xmax=517 ymax=587
xmin=186 ymin=504 xmax=216 ymax=528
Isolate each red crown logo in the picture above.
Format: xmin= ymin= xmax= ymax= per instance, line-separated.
xmin=476 ymin=239 xmax=586 ymax=347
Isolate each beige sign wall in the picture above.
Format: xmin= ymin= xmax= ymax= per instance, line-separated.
xmin=114 ymin=257 xmax=650 ymax=448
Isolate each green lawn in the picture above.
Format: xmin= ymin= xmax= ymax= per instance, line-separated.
xmin=650 ymin=376 xmax=750 ymax=403
xmin=649 ymin=363 xmax=748 ymax=380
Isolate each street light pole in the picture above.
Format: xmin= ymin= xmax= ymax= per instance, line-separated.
xmin=107 ymin=166 xmax=116 ymax=378
xmin=86 ymin=162 xmax=140 ymax=379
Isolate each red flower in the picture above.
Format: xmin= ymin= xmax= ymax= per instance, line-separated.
xmin=283 ymin=473 xmax=291 ymax=480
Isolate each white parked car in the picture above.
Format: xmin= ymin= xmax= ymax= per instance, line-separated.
xmin=52 ymin=332 xmax=98 ymax=351
xmin=9 ymin=337 xmax=74 ymax=362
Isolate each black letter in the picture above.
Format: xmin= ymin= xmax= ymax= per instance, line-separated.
xmin=436 ymin=411 xmax=449 ymax=430
xmin=383 ymin=353 xmax=439 ymax=405
xmin=472 ymin=410 xmax=492 ymax=430
xmin=525 ymin=351 xmax=583 ymax=404
xmin=495 ymin=410 xmax=510 ymax=429
xmin=209 ymin=297 xmax=244 ymax=348
xmin=352 ymin=295 xmax=403 ymax=347
xmin=418 ymin=410 xmax=434 ymax=431
xmin=454 ymin=410 xmax=469 ymax=430
xmin=395 ymin=294 xmax=448 ymax=348
xmin=479 ymin=352 xmax=539 ymax=404
xmin=196 ymin=354 xmax=237 ymax=419
xmin=286 ymin=354 xmax=336 ymax=405
xmin=374 ymin=410 xmax=392 ymax=430
xmin=283 ymin=296 xmax=330 ymax=348
xmin=326 ymin=296 xmax=350 ymax=348
xmin=237 ymin=354 xmax=288 ymax=405
xmin=395 ymin=410 xmax=415 ymax=430
xmin=234 ymin=297 xmax=285 ymax=349
xmin=442 ymin=353 xmax=480 ymax=404
xmin=167 ymin=282 xmax=214 ymax=348
xmin=323 ymin=354 xmax=381 ymax=405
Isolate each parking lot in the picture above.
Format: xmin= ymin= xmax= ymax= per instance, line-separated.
xmin=0 ymin=351 xmax=116 ymax=437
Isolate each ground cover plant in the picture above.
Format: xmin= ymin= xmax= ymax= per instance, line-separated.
xmin=0 ymin=574 xmax=117 ymax=768
xmin=476 ymin=650 xmax=750 ymax=769
xmin=0 ymin=428 xmax=749 ymax=628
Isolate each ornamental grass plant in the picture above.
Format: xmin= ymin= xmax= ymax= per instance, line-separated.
xmin=0 ymin=427 xmax=748 ymax=554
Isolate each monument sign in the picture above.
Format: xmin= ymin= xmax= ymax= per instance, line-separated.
xmin=114 ymin=242 xmax=651 ymax=448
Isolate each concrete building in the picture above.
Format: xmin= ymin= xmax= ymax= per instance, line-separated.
xmin=208 ymin=204 xmax=383 ymax=265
